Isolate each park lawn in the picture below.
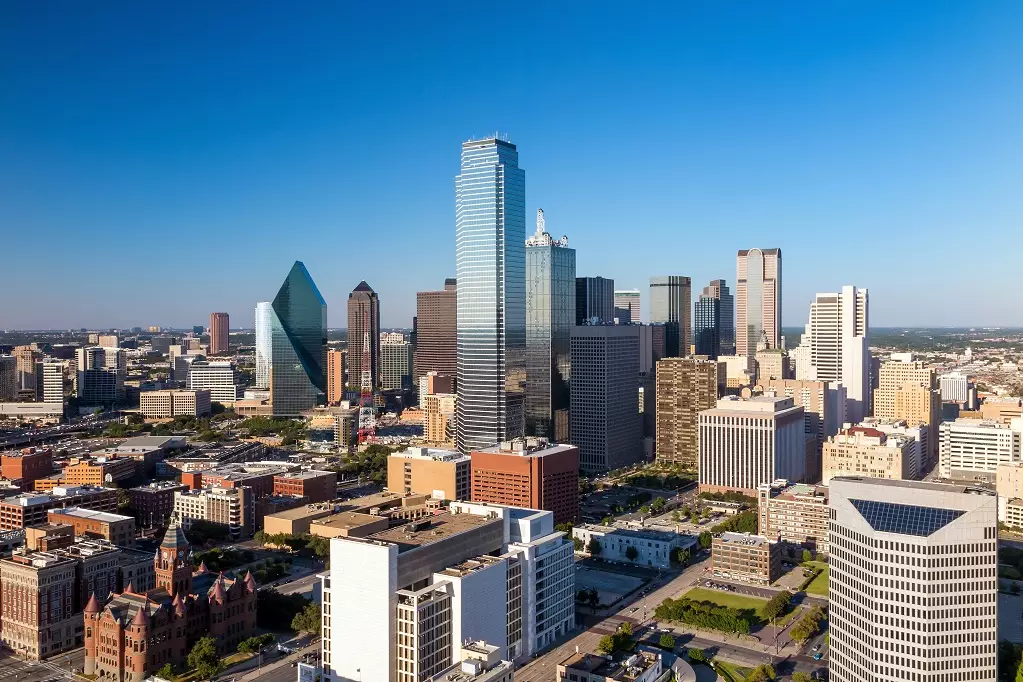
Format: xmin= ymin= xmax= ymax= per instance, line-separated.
xmin=776 ymin=604 xmax=803 ymax=628
xmin=806 ymin=566 xmax=830 ymax=597
xmin=713 ymin=660 xmax=751 ymax=682
xmin=682 ymin=587 xmax=770 ymax=618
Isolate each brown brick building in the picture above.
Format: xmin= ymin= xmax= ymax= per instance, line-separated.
xmin=1 ymin=448 xmax=53 ymax=491
xmin=711 ymin=532 xmax=781 ymax=586
xmin=0 ymin=486 xmax=119 ymax=530
xmin=128 ymin=481 xmax=189 ymax=529
xmin=84 ymin=520 xmax=257 ymax=681
xmin=655 ymin=357 xmax=723 ymax=466
xmin=48 ymin=507 xmax=136 ymax=547
xmin=273 ymin=470 xmax=337 ymax=503
xmin=414 ymin=280 xmax=456 ymax=384
xmin=470 ymin=438 xmax=579 ymax=524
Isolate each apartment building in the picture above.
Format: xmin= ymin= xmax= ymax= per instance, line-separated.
xmin=654 ymin=357 xmax=722 ymax=467
xmin=63 ymin=456 xmax=138 ymax=486
xmin=128 ymin=481 xmax=189 ymax=528
xmin=387 ymin=447 xmax=471 ymax=501
xmin=827 ymin=477 xmax=997 ymax=682
xmin=0 ymin=550 xmax=79 ymax=659
xmin=48 ymin=507 xmax=136 ymax=547
xmin=711 ymin=533 xmax=781 ymax=586
xmin=173 ymin=486 xmax=254 ymax=539
xmin=939 ymin=417 xmax=1023 ymax=482
xmin=757 ymin=481 xmax=829 ymax=554
xmin=424 ymin=393 xmax=457 ymax=445
xmin=139 ymin=389 xmax=212 ymax=418
xmin=273 ymin=470 xmax=337 ymax=503
xmin=470 ymin=439 xmax=580 ymax=524
xmin=822 ymin=426 xmax=918 ymax=485
xmin=0 ymin=486 xmax=118 ymax=530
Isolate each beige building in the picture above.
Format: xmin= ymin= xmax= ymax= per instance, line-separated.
xmin=333 ymin=408 xmax=359 ymax=453
xmin=822 ymin=426 xmax=916 ymax=485
xmin=717 ymin=355 xmax=755 ymax=391
xmin=424 ymin=392 xmax=457 ymax=445
xmin=387 ymin=446 xmax=471 ymax=501
xmin=761 ymin=378 xmax=844 ymax=453
xmin=654 ymin=357 xmax=722 ymax=466
xmin=309 ymin=511 xmax=389 ymax=539
xmin=0 ymin=550 xmax=79 ymax=659
xmin=173 ymin=486 xmax=253 ymax=539
xmin=263 ymin=502 xmax=339 ymax=536
xmin=327 ymin=349 xmax=346 ymax=404
xmin=736 ymin=248 xmax=782 ymax=356
xmin=997 ymin=462 xmax=1023 ymax=526
xmin=757 ymin=482 xmax=829 ymax=553
xmin=139 ymin=389 xmax=212 ymax=418
xmin=873 ymin=357 xmax=941 ymax=462
xmin=711 ymin=532 xmax=781 ymax=586
xmin=980 ymin=397 xmax=1023 ymax=425
xmin=47 ymin=507 xmax=136 ymax=547
xmin=755 ymin=348 xmax=787 ymax=382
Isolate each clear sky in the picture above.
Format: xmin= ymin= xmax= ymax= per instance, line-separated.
xmin=2 ymin=2 xmax=1021 ymax=330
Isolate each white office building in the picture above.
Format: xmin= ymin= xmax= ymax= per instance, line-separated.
xmin=828 ymin=477 xmax=997 ymax=682
xmin=188 ymin=361 xmax=241 ymax=404
xmin=40 ymin=361 xmax=64 ymax=405
xmin=792 ymin=285 xmax=870 ymax=422
xmin=939 ymin=417 xmax=1023 ymax=482
xmin=939 ymin=371 xmax=971 ymax=404
xmin=571 ymin=525 xmax=696 ymax=569
xmin=381 ymin=339 xmax=414 ymax=391
xmin=320 ymin=502 xmax=573 ymax=682
xmin=699 ymin=396 xmax=806 ymax=495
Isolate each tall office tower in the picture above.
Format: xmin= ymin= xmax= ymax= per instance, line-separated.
xmin=613 ymin=289 xmax=641 ymax=324
xmin=569 ymin=326 xmax=642 ymax=472
xmin=172 ymin=354 xmax=202 ymax=388
xmin=348 ymin=281 xmax=381 ymax=390
xmin=269 ymin=261 xmax=327 ymax=416
xmin=326 ymin=349 xmax=346 ymax=404
xmin=939 ymin=371 xmax=972 ymax=403
xmin=649 ymin=276 xmax=692 ymax=358
xmin=380 ymin=338 xmax=414 ymax=390
xmin=470 ymin=438 xmax=581 ymax=524
xmin=873 ymin=356 xmax=942 ymax=465
xmin=735 ymin=248 xmax=782 ymax=356
xmin=827 ymin=477 xmax=997 ymax=682
xmin=762 ymin=378 xmax=845 ymax=479
xmin=76 ymin=347 xmax=126 ymax=406
xmin=414 ymin=279 xmax=457 ymax=385
xmin=0 ymin=356 xmax=16 ymax=401
xmin=41 ymin=361 xmax=64 ymax=405
xmin=320 ymin=501 xmax=574 ymax=682
xmin=209 ymin=312 xmax=230 ymax=355
xmin=694 ymin=280 xmax=733 ymax=358
xmin=455 ymin=137 xmax=526 ymax=453
xmin=525 ymin=209 xmax=575 ymax=441
xmin=698 ymin=396 xmax=806 ymax=495
xmin=254 ymin=301 xmax=272 ymax=389
xmin=574 ymin=276 xmax=614 ymax=325
xmin=793 ymin=286 xmax=871 ymax=422
xmin=13 ymin=345 xmax=40 ymax=393
xmin=655 ymin=357 xmax=722 ymax=466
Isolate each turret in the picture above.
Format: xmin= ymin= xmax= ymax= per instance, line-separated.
xmin=83 ymin=593 xmax=101 ymax=676
xmin=155 ymin=518 xmax=193 ymax=597
xmin=128 ymin=602 xmax=150 ymax=682
xmin=243 ymin=570 xmax=257 ymax=594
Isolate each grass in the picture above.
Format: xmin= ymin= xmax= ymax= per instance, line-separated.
xmin=776 ymin=604 xmax=803 ymax=628
xmin=682 ymin=587 xmax=770 ymax=622
xmin=713 ymin=660 xmax=751 ymax=682
xmin=805 ymin=565 xmax=829 ymax=597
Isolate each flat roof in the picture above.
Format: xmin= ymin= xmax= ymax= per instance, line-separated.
xmin=717 ymin=532 xmax=772 ymax=547
xmin=473 ymin=439 xmax=577 ymax=458
xmin=773 ymin=483 xmax=828 ymax=501
xmin=830 ymin=476 xmax=996 ymax=497
xmin=275 ymin=469 xmax=334 ymax=480
xmin=311 ymin=511 xmax=383 ymax=530
xmin=265 ymin=504 xmax=339 ymax=521
xmin=577 ymin=524 xmax=683 ymax=543
xmin=390 ymin=447 xmax=469 ymax=463
xmin=368 ymin=513 xmax=497 ymax=553
xmin=559 ymin=651 xmax=659 ymax=680
xmin=48 ymin=507 xmax=133 ymax=523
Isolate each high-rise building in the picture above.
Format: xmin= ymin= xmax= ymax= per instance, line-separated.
xmin=269 ymin=262 xmax=327 ymax=416
xmin=575 ymin=277 xmax=614 ymax=325
xmin=209 ymin=312 xmax=230 ymax=355
xmin=13 ymin=346 xmax=41 ymax=394
xmin=761 ymin=378 xmax=845 ymax=477
xmin=188 ymin=361 xmax=240 ymax=404
xmin=735 ymin=248 xmax=782 ymax=356
xmin=694 ymin=280 xmax=733 ymax=358
xmin=698 ymin=396 xmax=806 ymax=495
xmin=326 ymin=349 xmax=346 ymax=404
xmin=525 ymin=209 xmax=575 ymax=441
xmin=470 ymin=438 xmax=580 ymax=524
xmin=939 ymin=371 xmax=972 ymax=403
xmin=76 ymin=346 xmax=126 ymax=406
xmin=654 ymin=357 xmax=722 ymax=467
xmin=455 ymin=137 xmax=526 ymax=453
xmin=380 ymin=337 xmax=414 ymax=391
xmin=254 ymin=301 xmax=272 ymax=389
xmin=939 ymin=417 xmax=1023 ymax=481
xmin=649 ymin=276 xmax=691 ymax=357
xmin=873 ymin=356 xmax=942 ymax=465
xmin=0 ymin=355 xmax=16 ymax=401
xmin=822 ymin=426 xmax=918 ymax=484
xmin=613 ymin=289 xmax=641 ymax=324
xmin=139 ymin=390 xmax=212 ymax=418
xmin=414 ymin=279 xmax=457 ymax=385
xmin=569 ymin=325 xmax=642 ymax=472
xmin=348 ymin=281 xmax=381 ymax=390
xmin=793 ymin=286 xmax=870 ymax=422
xmin=827 ymin=477 xmax=997 ymax=682
xmin=424 ymin=392 xmax=457 ymax=445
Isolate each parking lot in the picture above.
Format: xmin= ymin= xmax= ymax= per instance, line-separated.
xmin=575 ymin=564 xmax=646 ymax=607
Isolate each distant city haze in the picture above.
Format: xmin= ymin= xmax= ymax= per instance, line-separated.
xmin=3 ymin=3 xmax=1022 ymax=328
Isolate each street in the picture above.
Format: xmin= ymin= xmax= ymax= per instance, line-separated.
xmin=0 ymin=649 xmax=81 ymax=682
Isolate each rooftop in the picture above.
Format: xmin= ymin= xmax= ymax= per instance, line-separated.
xmin=367 ymin=513 xmax=498 ymax=553
xmin=710 ymin=395 xmax=798 ymax=414
xmin=717 ymin=532 xmax=772 ymax=548
xmin=830 ymin=476 xmax=996 ymax=497
xmin=390 ymin=447 xmax=469 ymax=463
xmin=559 ymin=651 xmax=660 ymax=681
xmin=474 ymin=438 xmax=577 ymax=457
xmin=770 ymin=482 xmax=829 ymax=502
xmin=130 ymin=481 xmax=188 ymax=493
xmin=264 ymin=503 xmax=340 ymax=521
xmin=49 ymin=507 xmax=133 ymax=523
xmin=578 ymin=524 xmax=684 ymax=543
xmin=311 ymin=511 xmax=382 ymax=531
xmin=438 ymin=555 xmax=506 ymax=578
xmin=274 ymin=469 xmax=335 ymax=480
xmin=115 ymin=436 xmax=187 ymax=450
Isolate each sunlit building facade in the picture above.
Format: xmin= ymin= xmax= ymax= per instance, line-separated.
xmin=270 ymin=261 xmax=327 ymax=416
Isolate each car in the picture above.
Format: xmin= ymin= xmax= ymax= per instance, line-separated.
xmin=630 ymin=607 xmax=639 ymax=613
xmin=813 ymin=653 xmax=823 ymax=661
xmin=813 ymin=644 xmax=821 ymax=651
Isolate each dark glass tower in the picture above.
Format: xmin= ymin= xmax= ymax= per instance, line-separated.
xmin=270 ymin=261 xmax=327 ymax=416
xmin=525 ymin=209 xmax=575 ymax=441
xmin=650 ymin=275 xmax=692 ymax=357
xmin=694 ymin=296 xmax=721 ymax=359
xmin=574 ymin=276 xmax=614 ymax=325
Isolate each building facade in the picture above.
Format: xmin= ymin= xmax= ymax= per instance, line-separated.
xmin=470 ymin=439 xmax=580 ymax=524
xmin=572 ymin=525 xmax=695 ymax=569
xmin=649 ymin=276 xmax=691 ymax=358
xmin=139 ymin=389 xmax=212 ymax=418
xmin=273 ymin=470 xmax=337 ymax=503
xmin=711 ymin=533 xmax=781 ymax=586
xmin=735 ymin=248 xmax=781 ymax=356
xmin=270 ymin=261 xmax=328 ymax=416
xmin=455 ymin=138 xmax=526 ymax=454
xmin=129 ymin=482 xmax=189 ymax=528
xmin=381 ymin=338 xmax=414 ymax=391
xmin=326 ymin=348 xmax=346 ymax=404
xmin=172 ymin=487 xmax=254 ymax=539
xmin=613 ymin=289 xmax=641 ymax=324
xmin=254 ymin=301 xmax=273 ymax=389
xmin=873 ymin=356 xmax=941 ymax=464
xmin=415 ymin=279 xmax=457 ymax=385
xmin=822 ymin=426 xmax=917 ymax=485
xmin=187 ymin=361 xmax=240 ymax=404
xmin=387 ymin=447 xmax=471 ymax=501
xmin=757 ymin=482 xmax=829 ymax=553
xmin=939 ymin=417 xmax=1023 ymax=482
xmin=48 ymin=507 xmax=136 ymax=547
xmin=827 ymin=477 xmax=997 ymax=682
xmin=348 ymin=281 xmax=381 ymax=390
xmin=575 ymin=276 xmax=614 ymax=325
xmin=76 ymin=346 xmax=126 ymax=406
xmin=208 ymin=312 xmax=230 ymax=355
xmin=424 ymin=393 xmax=456 ymax=445
xmin=655 ymin=357 xmax=722 ymax=467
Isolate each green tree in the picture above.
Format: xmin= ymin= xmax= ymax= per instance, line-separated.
xmin=762 ymin=591 xmax=793 ymax=622
xmin=573 ymin=536 xmax=584 ymax=551
xmin=670 ymin=547 xmax=691 ymax=566
xmin=587 ymin=538 xmax=602 ymax=556
xmin=640 ymin=505 xmax=651 ymax=515
xmin=698 ymin=531 xmax=712 ymax=549
xmin=625 ymin=545 xmax=639 ymax=562
xmin=658 ymin=633 xmax=675 ymax=650
xmin=601 ymin=516 xmax=613 ymax=526
xmin=687 ymin=648 xmax=706 ymax=664
xmin=792 ymin=673 xmax=812 ymax=682
xmin=116 ymin=488 xmax=131 ymax=511
xmin=802 ymin=549 xmax=813 ymax=563
xmin=291 ymin=602 xmax=322 ymax=634
xmin=155 ymin=663 xmax=175 ymax=679
xmin=651 ymin=497 xmax=666 ymax=513
xmin=187 ymin=637 xmax=222 ymax=680
xmin=1015 ymin=659 xmax=1023 ymax=682
xmin=597 ymin=635 xmax=616 ymax=655
xmin=670 ymin=511 xmax=682 ymax=523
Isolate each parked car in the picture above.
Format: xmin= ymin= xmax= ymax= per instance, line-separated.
xmin=813 ymin=653 xmax=823 ymax=661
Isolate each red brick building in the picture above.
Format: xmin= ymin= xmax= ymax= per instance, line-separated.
xmin=83 ymin=520 xmax=257 ymax=682
xmin=1 ymin=448 xmax=53 ymax=491
xmin=470 ymin=438 xmax=580 ymax=525
xmin=272 ymin=470 xmax=337 ymax=503
xmin=0 ymin=487 xmax=119 ymax=530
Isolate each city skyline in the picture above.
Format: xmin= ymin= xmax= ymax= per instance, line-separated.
xmin=3 ymin=3 xmax=1023 ymax=329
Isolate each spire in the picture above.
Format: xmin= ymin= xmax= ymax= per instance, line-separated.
xmin=197 ymin=561 xmax=209 ymax=573
xmin=211 ymin=573 xmax=227 ymax=602
xmin=243 ymin=570 xmax=257 ymax=592
xmin=84 ymin=592 xmax=101 ymax=614
xmin=161 ymin=517 xmax=189 ymax=550
xmin=124 ymin=582 xmax=134 ymax=594
xmin=352 ymin=280 xmax=375 ymax=294
xmin=131 ymin=601 xmax=149 ymax=627
xmin=172 ymin=592 xmax=186 ymax=616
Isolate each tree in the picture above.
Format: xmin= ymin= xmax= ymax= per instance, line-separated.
xmin=802 ymin=549 xmax=813 ymax=563
xmin=156 ymin=663 xmax=175 ymax=679
xmin=555 ymin=522 xmax=574 ymax=533
xmin=587 ymin=589 xmax=599 ymax=611
xmin=601 ymin=516 xmax=613 ymax=526
xmin=625 ymin=545 xmax=639 ymax=562
xmin=670 ymin=547 xmax=691 ymax=566
xmin=187 ymin=637 xmax=222 ymax=680
xmin=587 ymin=538 xmax=602 ymax=556
xmin=792 ymin=674 xmax=812 ymax=682
xmin=116 ymin=488 xmax=131 ymax=511
xmin=1016 ymin=659 xmax=1023 ymax=682
xmin=687 ymin=648 xmax=706 ymax=664
xmin=291 ymin=602 xmax=322 ymax=634
xmin=640 ymin=505 xmax=651 ymax=516
xmin=762 ymin=591 xmax=793 ymax=622
xmin=670 ymin=511 xmax=682 ymax=523
xmin=619 ymin=621 xmax=633 ymax=637
xmin=597 ymin=635 xmax=616 ymax=655
xmin=658 ymin=633 xmax=675 ymax=650
xmin=690 ymin=511 xmax=700 ymax=525
xmin=573 ymin=536 xmax=584 ymax=552
xmin=651 ymin=497 xmax=666 ymax=513
xmin=698 ymin=532 xmax=712 ymax=549
xmin=744 ymin=664 xmax=775 ymax=682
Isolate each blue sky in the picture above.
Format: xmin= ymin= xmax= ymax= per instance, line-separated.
xmin=2 ymin=2 xmax=1021 ymax=330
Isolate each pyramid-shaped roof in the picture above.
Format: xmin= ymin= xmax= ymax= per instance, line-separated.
xmin=161 ymin=517 xmax=189 ymax=550
xmin=352 ymin=280 xmax=375 ymax=294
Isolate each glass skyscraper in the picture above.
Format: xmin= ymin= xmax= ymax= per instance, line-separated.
xmin=694 ymin=279 xmax=734 ymax=358
xmin=649 ymin=275 xmax=692 ymax=357
xmin=270 ymin=261 xmax=327 ymax=416
xmin=254 ymin=301 xmax=272 ymax=389
xmin=525 ymin=209 xmax=575 ymax=441
xmin=455 ymin=137 xmax=526 ymax=453
xmin=574 ymin=276 xmax=614 ymax=325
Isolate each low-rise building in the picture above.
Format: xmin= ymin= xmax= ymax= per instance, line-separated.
xmin=387 ymin=446 xmax=471 ymax=501
xmin=425 ymin=641 xmax=513 ymax=682
xmin=557 ymin=649 xmax=663 ymax=682
xmin=571 ymin=525 xmax=696 ymax=569
xmin=273 ymin=469 xmax=337 ymax=503
xmin=0 ymin=486 xmax=118 ymax=530
xmin=63 ymin=456 xmax=138 ymax=486
xmin=262 ymin=502 xmax=342 ymax=536
xmin=757 ymin=481 xmax=829 ymax=554
xmin=186 ymin=462 xmax=295 ymax=498
xmin=128 ymin=481 xmax=189 ymax=528
xmin=822 ymin=426 xmax=917 ymax=485
xmin=939 ymin=417 xmax=1023 ymax=482
xmin=139 ymin=389 xmax=212 ymax=418
xmin=172 ymin=486 xmax=254 ymax=539
xmin=48 ymin=507 xmax=136 ymax=547
xmin=1 ymin=448 xmax=53 ymax=491
xmin=711 ymin=532 xmax=781 ymax=586
xmin=308 ymin=511 xmax=390 ymax=538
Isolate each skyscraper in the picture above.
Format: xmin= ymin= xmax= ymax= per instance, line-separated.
xmin=794 ymin=285 xmax=871 ymax=422
xmin=347 ymin=281 xmax=380 ymax=391
xmin=873 ymin=356 xmax=941 ymax=464
xmin=380 ymin=337 xmax=414 ymax=390
xmin=613 ymin=289 xmax=641 ymax=324
xmin=0 ymin=356 xmax=18 ymax=401
xmin=209 ymin=312 xmax=230 ymax=355
xmin=735 ymin=248 xmax=782 ymax=355
xmin=827 ymin=477 xmax=997 ymax=682
xmin=414 ymin=279 xmax=456 ymax=385
xmin=76 ymin=347 xmax=126 ymax=406
xmin=455 ymin=137 xmax=526 ymax=453
xmin=269 ymin=261 xmax=327 ymax=416
xmin=326 ymin=349 xmax=345 ymax=404
xmin=525 ymin=209 xmax=575 ymax=441
xmin=649 ymin=276 xmax=691 ymax=357
xmin=694 ymin=279 xmax=733 ymax=358
xmin=254 ymin=302 xmax=272 ymax=390
xmin=655 ymin=357 xmax=722 ymax=466
xmin=574 ymin=277 xmax=614 ymax=325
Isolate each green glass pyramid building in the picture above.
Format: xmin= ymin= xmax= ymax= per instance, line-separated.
xmin=270 ymin=261 xmax=327 ymax=416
